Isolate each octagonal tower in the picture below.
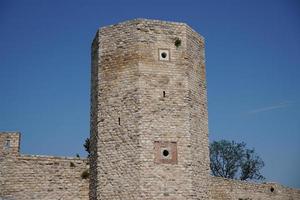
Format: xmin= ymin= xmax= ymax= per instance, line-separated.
xmin=90 ymin=19 xmax=210 ymax=200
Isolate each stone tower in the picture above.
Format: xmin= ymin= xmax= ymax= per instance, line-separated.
xmin=90 ymin=19 xmax=210 ymax=200
xmin=0 ymin=132 xmax=20 ymax=157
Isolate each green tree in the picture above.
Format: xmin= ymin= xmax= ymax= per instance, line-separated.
xmin=84 ymin=138 xmax=90 ymax=157
xmin=209 ymin=140 xmax=265 ymax=181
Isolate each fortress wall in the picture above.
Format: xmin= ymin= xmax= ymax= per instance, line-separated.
xmin=0 ymin=134 xmax=89 ymax=200
xmin=0 ymin=155 xmax=89 ymax=200
xmin=2 ymin=19 xmax=300 ymax=200
xmin=90 ymin=20 xmax=142 ymax=200
xmin=137 ymin=20 xmax=196 ymax=199
xmin=211 ymin=176 xmax=300 ymax=200
xmin=90 ymin=18 xmax=211 ymax=200
xmin=185 ymin=25 xmax=210 ymax=199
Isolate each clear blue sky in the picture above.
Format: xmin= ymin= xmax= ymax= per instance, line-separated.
xmin=0 ymin=0 xmax=299 ymax=188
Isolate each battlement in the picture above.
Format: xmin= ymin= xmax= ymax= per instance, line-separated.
xmin=0 ymin=132 xmax=20 ymax=157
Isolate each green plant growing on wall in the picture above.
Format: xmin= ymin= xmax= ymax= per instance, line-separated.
xmin=70 ymin=162 xmax=75 ymax=167
xmin=84 ymin=138 xmax=90 ymax=158
xmin=174 ymin=37 xmax=181 ymax=48
xmin=81 ymin=169 xmax=89 ymax=179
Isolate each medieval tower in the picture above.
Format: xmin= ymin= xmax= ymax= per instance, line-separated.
xmin=1 ymin=18 xmax=300 ymax=200
xmin=90 ymin=19 xmax=210 ymax=199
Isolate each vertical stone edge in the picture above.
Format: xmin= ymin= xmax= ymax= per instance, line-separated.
xmin=185 ymin=25 xmax=211 ymax=199
xmin=89 ymin=30 xmax=100 ymax=200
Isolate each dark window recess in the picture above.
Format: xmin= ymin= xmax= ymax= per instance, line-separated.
xmin=163 ymin=91 xmax=166 ymax=97
xmin=162 ymin=149 xmax=169 ymax=157
xmin=4 ymin=140 xmax=11 ymax=148
xmin=270 ymin=187 xmax=275 ymax=192
xmin=118 ymin=117 xmax=121 ymax=125
xmin=161 ymin=52 xmax=167 ymax=58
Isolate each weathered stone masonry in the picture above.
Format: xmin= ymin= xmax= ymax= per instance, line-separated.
xmin=211 ymin=177 xmax=300 ymax=200
xmin=1 ymin=131 xmax=299 ymax=200
xmin=0 ymin=132 xmax=88 ymax=200
xmin=1 ymin=19 xmax=300 ymax=200
xmin=89 ymin=19 xmax=300 ymax=200
xmin=90 ymin=19 xmax=210 ymax=200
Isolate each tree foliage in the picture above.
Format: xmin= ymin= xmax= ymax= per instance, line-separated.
xmin=84 ymin=138 xmax=90 ymax=157
xmin=209 ymin=140 xmax=265 ymax=181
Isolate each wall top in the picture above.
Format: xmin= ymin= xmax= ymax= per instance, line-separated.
xmin=0 ymin=131 xmax=20 ymax=134
xmin=97 ymin=18 xmax=204 ymax=40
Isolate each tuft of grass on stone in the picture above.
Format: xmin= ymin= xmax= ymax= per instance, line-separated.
xmin=174 ymin=38 xmax=181 ymax=48
xmin=70 ymin=162 xmax=75 ymax=167
xmin=81 ymin=169 xmax=89 ymax=179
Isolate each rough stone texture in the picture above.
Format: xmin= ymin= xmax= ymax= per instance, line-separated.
xmin=90 ymin=18 xmax=210 ymax=200
xmin=0 ymin=132 xmax=20 ymax=157
xmin=1 ymin=19 xmax=300 ymax=200
xmin=211 ymin=176 xmax=300 ymax=200
xmin=0 ymin=132 xmax=89 ymax=200
xmin=90 ymin=19 xmax=142 ymax=200
xmin=90 ymin=19 xmax=300 ymax=200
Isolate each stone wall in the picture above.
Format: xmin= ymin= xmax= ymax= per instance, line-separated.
xmin=90 ymin=18 xmax=300 ymax=200
xmin=90 ymin=18 xmax=210 ymax=200
xmin=1 ymin=19 xmax=300 ymax=200
xmin=0 ymin=132 xmax=89 ymax=200
xmin=211 ymin=176 xmax=300 ymax=200
xmin=186 ymin=23 xmax=210 ymax=199
xmin=90 ymin=19 xmax=142 ymax=200
xmin=0 ymin=132 xmax=20 ymax=157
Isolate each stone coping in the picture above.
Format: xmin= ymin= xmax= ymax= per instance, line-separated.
xmin=18 ymin=154 xmax=87 ymax=161
xmin=211 ymin=176 xmax=300 ymax=190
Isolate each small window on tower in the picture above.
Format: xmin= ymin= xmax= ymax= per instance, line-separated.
xmin=154 ymin=141 xmax=177 ymax=164
xmin=158 ymin=49 xmax=170 ymax=61
xmin=4 ymin=140 xmax=11 ymax=149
